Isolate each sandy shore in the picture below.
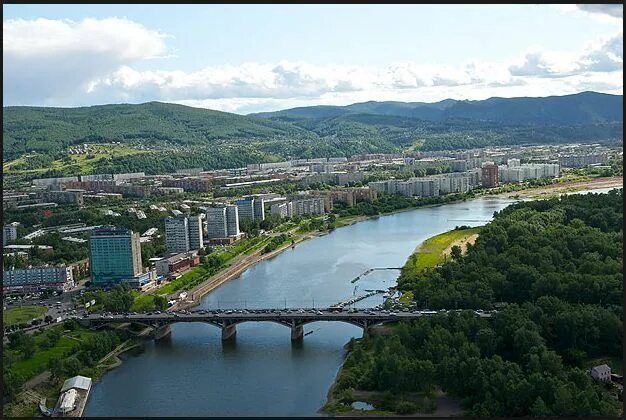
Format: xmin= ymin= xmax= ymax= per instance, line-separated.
xmin=496 ymin=176 xmax=623 ymax=198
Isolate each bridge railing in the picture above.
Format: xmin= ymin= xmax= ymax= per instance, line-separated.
xmin=195 ymin=298 xmax=386 ymax=310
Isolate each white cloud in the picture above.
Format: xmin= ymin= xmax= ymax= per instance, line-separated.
xmin=3 ymin=17 xmax=167 ymax=105
xmin=576 ymin=4 xmax=623 ymax=19
xmin=2 ymin=16 xmax=623 ymax=113
xmin=550 ymin=4 xmax=623 ymax=24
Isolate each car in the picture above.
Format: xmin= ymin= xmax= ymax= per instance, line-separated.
xmin=225 ymin=310 xmax=233 ymax=314
xmin=389 ymin=312 xmax=397 ymax=316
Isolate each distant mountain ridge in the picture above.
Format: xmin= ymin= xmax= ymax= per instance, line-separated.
xmin=251 ymin=92 xmax=623 ymax=125
xmin=3 ymin=92 xmax=622 ymax=175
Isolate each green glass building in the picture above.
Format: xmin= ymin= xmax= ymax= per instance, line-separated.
xmin=89 ymin=227 xmax=147 ymax=286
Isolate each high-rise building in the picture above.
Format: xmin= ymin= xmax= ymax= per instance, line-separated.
xmin=226 ymin=205 xmax=240 ymax=236
xmin=206 ymin=207 xmax=228 ymax=239
xmin=187 ymin=215 xmax=204 ymax=250
xmin=3 ymin=224 xmax=18 ymax=246
xmin=253 ymin=198 xmax=265 ymax=221
xmin=165 ymin=216 xmax=190 ymax=253
xmin=89 ymin=227 xmax=148 ymax=287
xmin=236 ymin=198 xmax=255 ymax=223
xmin=481 ymin=162 xmax=499 ymax=188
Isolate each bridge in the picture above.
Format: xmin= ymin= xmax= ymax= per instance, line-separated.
xmin=78 ymin=308 xmax=494 ymax=341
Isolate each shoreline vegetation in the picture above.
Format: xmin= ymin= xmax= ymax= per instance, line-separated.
xmin=322 ymin=189 xmax=623 ymax=417
xmin=321 ymin=227 xmax=482 ymax=416
xmin=179 ymin=175 xmax=623 ymax=309
xmin=3 ymin=177 xmax=622 ymax=417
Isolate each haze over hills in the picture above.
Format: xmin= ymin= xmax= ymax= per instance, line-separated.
xmin=3 ymin=92 xmax=623 ymax=176
xmin=251 ymin=92 xmax=623 ymax=125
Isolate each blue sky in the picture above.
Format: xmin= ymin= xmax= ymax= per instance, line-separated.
xmin=3 ymin=4 xmax=623 ymax=113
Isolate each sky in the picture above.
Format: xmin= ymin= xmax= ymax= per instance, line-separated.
xmin=3 ymin=4 xmax=623 ymax=114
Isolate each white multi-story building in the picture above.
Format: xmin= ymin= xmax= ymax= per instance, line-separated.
xmin=165 ymin=216 xmax=190 ymax=253
xmin=187 ymin=215 xmax=204 ymax=250
xmin=270 ymin=202 xmax=293 ymax=218
xmin=291 ymin=198 xmax=325 ymax=216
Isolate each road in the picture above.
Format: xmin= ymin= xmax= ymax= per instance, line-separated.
xmin=81 ymin=307 xmax=495 ymax=325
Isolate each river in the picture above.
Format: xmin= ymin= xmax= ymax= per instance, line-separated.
xmin=81 ymin=195 xmax=544 ymax=416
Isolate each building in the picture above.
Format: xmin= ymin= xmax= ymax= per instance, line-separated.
xmin=161 ymin=177 xmax=212 ymax=192
xmin=559 ymin=153 xmax=608 ymax=168
xmin=54 ymin=376 xmax=92 ymax=417
xmin=42 ymin=190 xmax=84 ymax=206
xmin=206 ymin=207 xmax=228 ymax=239
xmin=187 ymin=215 xmax=204 ymax=250
xmin=164 ymin=217 xmax=190 ymax=253
xmin=226 ymin=205 xmax=240 ymax=236
xmin=155 ymin=251 xmax=200 ymax=277
xmin=2 ymin=266 xmax=74 ymax=294
xmin=89 ymin=227 xmax=149 ymax=287
xmin=270 ymin=202 xmax=293 ymax=218
xmin=236 ymin=198 xmax=255 ymax=223
xmin=3 ymin=223 xmax=18 ymax=246
xmin=481 ymin=162 xmax=499 ymax=188
xmin=253 ymin=198 xmax=265 ymax=221
xmin=291 ymin=198 xmax=326 ymax=216
xmin=590 ymin=364 xmax=612 ymax=382
xmin=507 ymin=158 xmax=521 ymax=167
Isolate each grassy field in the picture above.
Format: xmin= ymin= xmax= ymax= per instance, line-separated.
xmin=8 ymin=325 xmax=97 ymax=380
xmin=4 ymin=144 xmax=152 ymax=175
xmin=3 ymin=306 xmax=48 ymax=326
xmin=403 ymin=227 xmax=482 ymax=274
xmin=155 ymin=265 xmax=210 ymax=295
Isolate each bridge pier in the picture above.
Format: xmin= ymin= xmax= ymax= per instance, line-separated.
xmin=291 ymin=324 xmax=304 ymax=341
xmin=154 ymin=324 xmax=171 ymax=340
xmin=221 ymin=323 xmax=237 ymax=341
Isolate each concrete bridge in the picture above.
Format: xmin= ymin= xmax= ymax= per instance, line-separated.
xmin=78 ymin=308 xmax=494 ymax=341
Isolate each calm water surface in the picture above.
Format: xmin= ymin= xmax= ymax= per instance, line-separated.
xmin=84 ymin=196 xmax=524 ymax=416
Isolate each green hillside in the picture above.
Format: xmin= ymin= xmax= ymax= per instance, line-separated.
xmin=3 ymin=93 xmax=623 ymax=179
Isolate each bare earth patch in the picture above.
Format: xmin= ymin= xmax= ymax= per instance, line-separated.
xmin=442 ymin=233 xmax=479 ymax=257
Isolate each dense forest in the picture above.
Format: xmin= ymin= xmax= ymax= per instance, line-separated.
xmin=333 ymin=190 xmax=623 ymax=416
xmin=4 ymin=93 xmax=623 ymax=174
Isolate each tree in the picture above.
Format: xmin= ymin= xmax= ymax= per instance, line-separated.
xmin=450 ymin=245 xmax=463 ymax=261
xmin=154 ymin=295 xmax=168 ymax=311
xmin=21 ymin=334 xmax=36 ymax=359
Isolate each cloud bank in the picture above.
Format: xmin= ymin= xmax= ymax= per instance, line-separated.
xmin=3 ymin=16 xmax=623 ymax=113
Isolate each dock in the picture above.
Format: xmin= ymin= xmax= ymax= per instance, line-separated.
xmin=350 ymin=267 xmax=402 ymax=283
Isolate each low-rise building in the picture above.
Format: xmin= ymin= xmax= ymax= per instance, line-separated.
xmin=155 ymin=251 xmax=200 ymax=277
xmin=2 ymin=265 xmax=74 ymax=293
xmin=590 ymin=364 xmax=612 ymax=382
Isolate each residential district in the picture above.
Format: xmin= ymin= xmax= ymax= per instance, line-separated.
xmin=2 ymin=142 xmax=623 ymax=416
xmin=3 ymin=142 xmax=620 ymax=298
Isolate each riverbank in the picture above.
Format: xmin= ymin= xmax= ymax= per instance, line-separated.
xmin=320 ymin=226 xmax=479 ymax=417
xmin=176 ymin=176 xmax=622 ymax=311
xmin=493 ymin=175 xmax=623 ymax=199
xmin=3 ymin=326 xmax=143 ymax=418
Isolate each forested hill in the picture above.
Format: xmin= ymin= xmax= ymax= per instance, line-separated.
xmin=3 ymin=92 xmax=623 ymax=170
xmin=2 ymin=102 xmax=312 ymax=161
xmin=331 ymin=190 xmax=623 ymax=416
xmin=252 ymin=92 xmax=623 ymax=125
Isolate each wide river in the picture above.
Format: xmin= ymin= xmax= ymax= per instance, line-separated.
xmin=83 ymin=195 xmax=532 ymax=416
